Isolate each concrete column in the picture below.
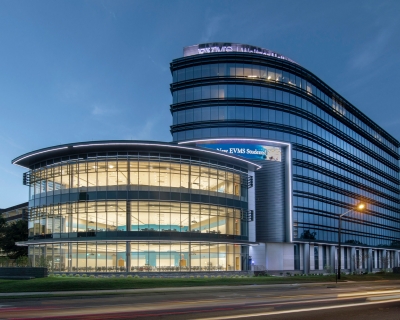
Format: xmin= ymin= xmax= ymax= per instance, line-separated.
xmin=43 ymin=245 xmax=47 ymax=268
xmin=329 ymin=245 xmax=336 ymax=273
xmin=126 ymin=201 xmax=131 ymax=231
xmin=318 ymin=245 xmax=323 ymax=270
xmin=367 ymin=248 xmax=372 ymax=273
xmin=31 ymin=245 xmax=35 ymax=267
xmin=382 ymin=249 xmax=387 ymax=270
xmin=309 ymin=245 xmax=314 ymax=271
xmin=350 ymin=247 xmax=356 ymax=273
xmin=68 ymin=243 xmax=73 ymax=272
xmin=126 ymin=241 xmax=131 ymax=274
xmin=395 ymin=251 xmax=399 ymax=267
xmin=303 ymin=243 xmax=310 ymax=275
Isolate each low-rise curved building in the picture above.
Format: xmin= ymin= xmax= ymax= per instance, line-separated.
xmin=12 ymin=141 xmax=258 ymax=273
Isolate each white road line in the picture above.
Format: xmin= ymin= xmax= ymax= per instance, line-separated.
xmin=193 ymin=298 xmax=400 ymax=320
xmin=367 ymin=294 xmax=400 ymax=301
xmin=338 ymin=289 xmax=400 ymax=297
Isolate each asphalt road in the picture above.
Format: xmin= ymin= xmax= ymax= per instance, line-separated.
xmin=1 ymin=281 xmax=400 ymax=319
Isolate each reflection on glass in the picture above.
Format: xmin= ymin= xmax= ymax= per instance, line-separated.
xmin=29 ymin=161 xmax=243 ymax=199
xmin=33 ymin=241 xmax=245 ymax=272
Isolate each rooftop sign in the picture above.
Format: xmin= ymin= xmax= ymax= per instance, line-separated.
xmin=183 ymin=43 xmax=297 ymax=64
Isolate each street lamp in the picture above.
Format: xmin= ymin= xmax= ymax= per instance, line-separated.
xmin=337 ymin=203 xmax=365 ymax=280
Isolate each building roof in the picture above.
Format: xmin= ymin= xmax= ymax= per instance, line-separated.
xmin=12 ymin=140 xmax=261 ymax=171
xmin=0 ymin=202 xmax=28 ymax=214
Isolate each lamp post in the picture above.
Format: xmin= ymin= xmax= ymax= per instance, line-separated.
xmin=337 ymin=203 xmax=365 ymax=280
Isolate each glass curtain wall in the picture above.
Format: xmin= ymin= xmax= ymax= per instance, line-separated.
xmin=170 ymin=55 xmax=400 ymax=249
xmin=29 ymin=161 xmax=242 ymax=200
xmin=28 ymin=201 xmax=244 ymax=238
xmin=31 ymin=242 xmax=246 ymax=273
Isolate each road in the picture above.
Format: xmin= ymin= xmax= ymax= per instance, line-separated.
xmin=0 ymin=281 xmax=400 ymax=319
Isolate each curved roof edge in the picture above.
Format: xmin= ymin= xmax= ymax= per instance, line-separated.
xmin=12 ymin=140 xmax=261 ymax=171
xmin=173 ymin=45 xmax=399 ymax=148
xmin=183 ymin=42 xmax=298 ymax=65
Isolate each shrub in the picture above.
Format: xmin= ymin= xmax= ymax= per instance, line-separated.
xmin=127 ymin=275 xmax=133 ymax=278
xmin=134 ymin=275 xmax=140 ymax=278
xmin=81 ymin=274 xmax=87 ymax=277
xmin=119 ymin=275 xmax=125 ymax=278
xmin=110 ymin=275 xmax=116 ymax=278
xmin=89 ymin=275 xmax=95 ymax=278
xmin=61 ymin=274 xmax=67 ymax=277
xmin=74 ymin=274 xmax=80 ymax=277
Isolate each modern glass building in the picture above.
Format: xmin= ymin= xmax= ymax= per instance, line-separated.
xmin=11 ymin=43 xmax=400 ymax=274
xmin=12 ymin=141 xmax=258 ymax=273
xmin=170 ymin=43 xmax=400 ymax=273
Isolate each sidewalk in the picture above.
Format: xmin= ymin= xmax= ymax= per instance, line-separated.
xmin=1 ymin=279 xmax=398 ymax=299
xmin=0 ymin=282 xmax=334 ymax=298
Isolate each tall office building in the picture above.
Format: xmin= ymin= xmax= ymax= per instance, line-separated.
xmin=170 ymin=43 xmax=400 ymax=272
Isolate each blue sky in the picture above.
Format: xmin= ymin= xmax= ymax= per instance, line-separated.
xmin=1 ymin=0 xmax=400 ymax=207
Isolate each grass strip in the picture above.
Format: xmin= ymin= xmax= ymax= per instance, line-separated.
xmin=0 ymin=273 xmax=399 ymax=294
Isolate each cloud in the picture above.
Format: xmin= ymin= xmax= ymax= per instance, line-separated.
xmin=101 ymin=1 xmax=116 ymax=19
xmin=200 ymin=14 xmax=226 ymax=43
xmin=348 ymin=26 xmax=395 ymax=70
xmin=381 ymin=118 xmax=400 ymax=128
xmin=0 ymin=135 xmax=24 ymax=150
xmin=124 ymin=118 xmax=159 ymax=141
xmin=59 ymin=81 xmax=91 ymax=103
xmin=0 ymin=167 xmax=21 ymax=178
xmin=91 ymin=104 xmax=119 ymax=116
xmin=147 ymin=55 xmax=168 ymax=73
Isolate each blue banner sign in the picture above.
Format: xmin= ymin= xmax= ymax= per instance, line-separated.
xmin=197 ymin=143 xmax=281 ymax=162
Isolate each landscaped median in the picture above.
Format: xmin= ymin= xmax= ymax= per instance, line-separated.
xmin=0 ymin=273 xmax=400 ymax=295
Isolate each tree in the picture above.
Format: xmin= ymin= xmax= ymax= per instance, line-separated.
xmin=300 ymin=230 xmax=317 ymax=240
xmin=0 ymin=220 xmax=28 ymax=259
xmin=0 ymin=215 xmax=6 ymax=234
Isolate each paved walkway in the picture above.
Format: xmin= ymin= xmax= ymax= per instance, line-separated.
xmin=1 ymin=280 xmax=397 ymax=298
xmin=0 ymin=282 xmax=335 ymax=297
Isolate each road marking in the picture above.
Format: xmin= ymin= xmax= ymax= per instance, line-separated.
xmin=338 ymin=289 xmax=400 ymax=297
xmin=367 ymin=294 xmax=400 ymax=301
xmin=193 ymin=298 xmax=400 ymax=319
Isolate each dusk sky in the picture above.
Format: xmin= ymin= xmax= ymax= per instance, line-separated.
xmin=1 ymin=0 xmax=400 ymax=207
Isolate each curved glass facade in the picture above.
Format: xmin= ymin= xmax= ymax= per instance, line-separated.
xmin=28 ymin=201 xmax=244 ymax=238
xmin=170 ymin=46 xmax=400 ymax=249
xmin=15 ymin=142 xmax=255 ymax=272
xmin=30 ymin=241 xmax=244 ymax=273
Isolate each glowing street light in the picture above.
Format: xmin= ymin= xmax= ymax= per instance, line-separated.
xmin=337 ymin=203 xmax=366 ymax=280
